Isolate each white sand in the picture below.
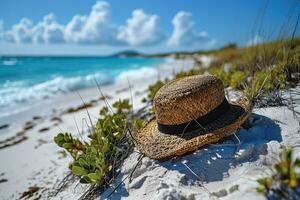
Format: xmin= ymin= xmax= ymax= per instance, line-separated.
xmin=0 ymin=58 xmax=195 ymax=200
xmin=100 ymin=106 xmax=300 ymax=200
xmin=1 ymin=56 xmax=299 ymax=200
xmin=100 ymin=89 xmax=300 ymax=200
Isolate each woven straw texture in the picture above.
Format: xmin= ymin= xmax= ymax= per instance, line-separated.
xmin=134 ymin=75 xmax=252 ymax=160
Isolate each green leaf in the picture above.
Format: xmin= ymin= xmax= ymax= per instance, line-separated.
xmin=78 ymin=158 xmax=89 ymax=168
xmin=283 ymin=148 xmax=292 ymax=164
xmin=96 ymin=168 xmax=103 ymax=176
xmin=62 ymin=143 xmax=73 ymax=149
xmin=100 ymin=107 xmax=109 ymax=116
xmin=113 ymin=131 xmax=121 ymax=139
xmin=71 ymin=165 xmax=88 ymax=176
xmin=64 ymin=133 xmax=71 ymax=142
xmin=80 ymin=176 xmax=93 ymax=184
xmin=87 ymin=173 xmax=100 ymax=182
xmin=257 ymin=178 xmax=268 ymax=185
xmin=256 ymin=186 xmax=267 ymax=194
xmin=54 ymin=133 xmax=65 ymax=146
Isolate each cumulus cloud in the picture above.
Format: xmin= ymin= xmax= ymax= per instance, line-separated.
xmin=65 ymin=1 xmax=120 ymax=45
xmin=0 ymin=14 xmax=65 ymax=44
xmin=64 ymin=15 xmax=88 ymax=43
xmin=0 ymin=2 xmax=215 ymax=48
xmin=0 ymin=1 xmax=164 ymax=46
xmin=32 ymin=13 xmax=65 ymax=44
xmin=7 ymin=18 xmax=33 ymax=43
xmin=168 ymin=11 xmax=209 ymax=47
xmin=117 ymin=9 xmax=164 ymax=46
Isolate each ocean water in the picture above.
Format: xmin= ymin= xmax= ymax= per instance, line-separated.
xmin=0 ymin=56 xmax=165 ymax=117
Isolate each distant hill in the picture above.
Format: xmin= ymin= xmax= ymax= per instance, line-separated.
xmin=112 ymin=50 xmax=145 ymax=58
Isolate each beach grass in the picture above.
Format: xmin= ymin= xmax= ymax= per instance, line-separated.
xmin=144 ymin=37 xmax=300 ymax=106
xmin=208 ymin=38 xmax=300 ymax=103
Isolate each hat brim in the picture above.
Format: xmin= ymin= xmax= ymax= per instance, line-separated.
xmin=134 ymin=97 xmax=252 ymax=160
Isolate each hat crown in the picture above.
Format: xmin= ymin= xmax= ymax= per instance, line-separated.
xmin=153 ymin=75 xmax=225 ymax=125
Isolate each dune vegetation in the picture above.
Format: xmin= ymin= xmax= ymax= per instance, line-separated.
xmin=145 ymin=37 xmax=300 ymax=107
xmin=53 ymin=37 xmax=300 ymax=199
xmin=54 ymin=99 xmax=146 ymax=198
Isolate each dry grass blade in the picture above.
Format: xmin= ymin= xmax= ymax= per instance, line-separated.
xmin=182 ymin=162 xmax=216 ymax=198
xmin=76 ymin=91 xmax=94 ymax=132
xmin=104 ymin=153 xmax=144 ymax=199
xmin=94 ymin=77 xmax=114 ymax=114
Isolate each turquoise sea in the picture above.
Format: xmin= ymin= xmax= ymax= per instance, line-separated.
xmin=0 ymin=56 xmax=164 ymax=114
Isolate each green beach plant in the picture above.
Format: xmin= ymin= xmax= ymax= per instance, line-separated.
xmin=244 ymin=63 xmax=286 ymax=102
xmin=54 ymin=99 xmax=144 ymax=185
xmin=54 ymin=133 xmax=86 ymax=160
xmin=256 ymin=148 xmax=300 ymax=199
xmin=230 ymin=71 xmax=247 ymax=89
xmin=142 ymin=79 xmax=167 ymax=103
xmin=175 ymin=65 xmax=205 ymax=79
xmin=207 ymin=38 xmax=300 ymax=105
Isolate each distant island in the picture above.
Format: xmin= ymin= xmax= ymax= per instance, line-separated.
xmin=112 ymin=50 xmax=145 ymax=58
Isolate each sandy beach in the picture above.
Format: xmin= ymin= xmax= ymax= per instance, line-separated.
xmin=0 ymin=1 xmax=299 ymax=199
xmin=0 ymin=58 xmax=196 ymax=199
xmin=0 ymin=55 xmax=299 ymax=200
xmin=100 ymin=92 xmax=300 ymax=200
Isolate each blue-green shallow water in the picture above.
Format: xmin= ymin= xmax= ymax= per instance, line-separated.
xmin=0 ymin=56 xmax=164 ymax=111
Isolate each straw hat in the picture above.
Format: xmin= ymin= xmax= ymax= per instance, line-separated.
xmin=134 ymin=75 xmax=252 ymax=160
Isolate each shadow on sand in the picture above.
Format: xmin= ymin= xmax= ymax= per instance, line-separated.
xmin=101 ymin=113 xmax=282 ymax=199
xmin=159 ymin=113 xmax=282 ymax=182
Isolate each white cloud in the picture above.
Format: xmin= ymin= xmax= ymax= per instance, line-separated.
xmin=32 ymin=13 xmax=65 ymax=44
xmin=8 ymin=18 xmax=33 ymax=43
xmin=65 ymin=1 xmax=120 ymax=45
xmin=168 ymin=11 xmax=209 ymax=47
xmin=64 ymin=15 xmax=88 ymax=43
xmin=0 ymin=2 xmax=216 ymax=49
xmin=247 ymin=35 xmax=263 ymax=46
xmin=0 ymin=1 xmax=165 ymax=46
xmin=0 ymin=14 xmax=65 ymax=44
xmin=117 ymin=9 xmax=164 ymax=46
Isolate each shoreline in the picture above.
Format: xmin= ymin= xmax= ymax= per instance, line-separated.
xmin=0 ymin=58 xmax=195 ymax=199
xmin=0 ymin=58 xmax=195 ymax=138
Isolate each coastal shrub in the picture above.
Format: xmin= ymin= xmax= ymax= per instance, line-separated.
xmin=208 ymin=67 xmax=247 ymax=89
xmin=206 ymin=38 xmax=300 ymax=106
xmin=256 ymin=148 xmax=300 ymax=199
xmin=132 ymin=117 xmax=147 ymax=132
xmin=54 ymin=133 xmax=86 ymax=160
xmin=142 ymin=38 xmax=300 ymax=106
xmin=208 ymin=67 xmax=231 ymax=87
xmin=54 ymin=99 xmax=144 ymax=185
xmin=245 ymin=64 xmax=286 ymax=101
xmin=230 ymin=71 xmax=247 ymax=89
xmin=175 ymin=66 xmax=205 ymax=79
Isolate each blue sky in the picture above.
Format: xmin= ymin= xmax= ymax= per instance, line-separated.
xmin=0 ymin=0 xmax=299 ymax=55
